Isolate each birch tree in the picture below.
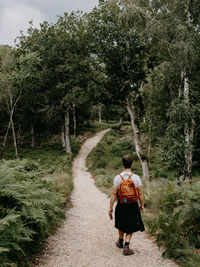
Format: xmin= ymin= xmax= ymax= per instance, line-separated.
xmin=88 ymin=1 xmax=150 ymax=177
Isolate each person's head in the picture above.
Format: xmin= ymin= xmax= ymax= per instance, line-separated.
xmin=122 ymin=154 xmax=133 ymax=169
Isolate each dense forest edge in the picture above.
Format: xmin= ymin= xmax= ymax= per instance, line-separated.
xmin=1 ymin=0 xmax=200 ymax=266
xmin=87 ymin=127 xmax=200 ymax=267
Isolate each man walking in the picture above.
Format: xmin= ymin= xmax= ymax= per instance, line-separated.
xmin=109 ymin=155 xmax=145 ymax=255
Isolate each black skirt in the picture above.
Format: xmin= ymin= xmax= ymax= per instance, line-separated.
xmin=115 ymin=201 xmax=145 ymax=234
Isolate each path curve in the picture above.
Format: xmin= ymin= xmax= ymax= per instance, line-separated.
xmin=33 ymin=130 xmax=178 ymax=267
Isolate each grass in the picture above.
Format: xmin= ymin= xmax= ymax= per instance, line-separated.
xmin=87 ymin=126 xmax=200 ymax=267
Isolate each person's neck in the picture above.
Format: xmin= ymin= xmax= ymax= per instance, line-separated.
xmin=124 ymin=168 xmax=131 ymax=172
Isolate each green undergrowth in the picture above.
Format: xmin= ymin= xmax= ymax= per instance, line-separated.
xmin=144 ymin=179 xmax=200 ymax=267
xmin=87 ymin=128 xmax=200 ymax=267
xmin=0 ymin=159 xmax=66 ymax=267
xmin=0 ymin=135 xmax=84 ymax=267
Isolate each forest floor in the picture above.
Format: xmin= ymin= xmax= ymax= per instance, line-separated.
xmin=32 ymin=130 xmax=178 ymax=267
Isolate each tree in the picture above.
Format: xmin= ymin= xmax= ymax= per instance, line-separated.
xmin=88 ymin=0 xmax=150 ymax=177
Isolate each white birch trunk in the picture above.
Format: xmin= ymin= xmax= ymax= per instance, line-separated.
xmin=183 ymin=72 xmax=195 ymax=179
xmin=178 ymin=71 xmax=184 ymax=99
xmin=10 ymin=111 xmax=18 ymax=156
xmin=61 ymin=125 xmax=65 ymax=150
xmin=125 ymin=97 xmax=149 ymax=178
xmin=98 ymin=104 xmax=102 ymax=124
xmin=65 ymin=110 xmax=71 ymax=154
xmin=117 ymin=117 xmax=123 ymax=130
xmin=2 ymin=121 xmax=11 ymax=149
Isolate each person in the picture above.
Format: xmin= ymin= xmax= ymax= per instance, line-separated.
xmin=109 ymin=154 xmax=145 ymax=255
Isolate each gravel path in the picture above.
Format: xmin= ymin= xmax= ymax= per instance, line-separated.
xmin=33 ymin=130 xmax=178 ymax=267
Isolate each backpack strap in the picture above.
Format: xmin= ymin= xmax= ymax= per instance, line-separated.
xmin=119 ymin=175 xmax=124 ymax=180
xmin=119 ymin=173 xmax=133 ymax=181
xmin=127 ymin=173 xmax=133 ymax=180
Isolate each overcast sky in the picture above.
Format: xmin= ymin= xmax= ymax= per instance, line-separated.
xmin=0 ymin=0 xmax=99 ymax=46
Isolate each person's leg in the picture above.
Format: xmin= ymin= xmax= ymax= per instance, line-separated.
xmin=125 ymin=233 xmax=132 ymax=243
xmin=123 ymin=233 xmax=134 ymax=255
xmin=118 ymin=230 xmax=124 ymax=239
xmin=116 ymin=230 xmax=124 ymax=248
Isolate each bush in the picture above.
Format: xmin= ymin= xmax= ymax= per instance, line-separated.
xmin=144 ymin=180 xmax=200 ymax=267
xmin=0 ymin=159 xmax=66 ymax=267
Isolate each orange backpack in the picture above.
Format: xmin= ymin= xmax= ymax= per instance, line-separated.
xmin=118 ymin=173 xmax=139 ymax=204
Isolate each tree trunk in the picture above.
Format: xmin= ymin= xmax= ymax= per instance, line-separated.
xmin=2 ymin=121 xmax=11 ymax=149
xmin=72 ymin=102 xmax=77 ymax=138
xmin=65 ymin=110 xmax=71 ymax=154
xmin=183 ymin=72 xmax=195 ymax=180
xmin=117 ymin=117 xmax=123 ymax=130
xmin=178 ymin=71 xmax=184 ymax=99
xmin=31 ymin=122 xmax=36 ymax=148
xmin=10 ymin=111 xmax=18 ymax=156
xmin=61 ymin=125 xmax=65 ymax=150
xmin=98 ymin=104 xmax=102 ymax=124
xmin=125 ymin=97 xmax=149 ymax=178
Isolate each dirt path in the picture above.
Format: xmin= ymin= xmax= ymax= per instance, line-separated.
xmin=33 ymin=130 xmax=178 ymax=267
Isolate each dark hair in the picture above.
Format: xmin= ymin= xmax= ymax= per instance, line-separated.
xmin=122 ymin=155 xmax=133 ymax=168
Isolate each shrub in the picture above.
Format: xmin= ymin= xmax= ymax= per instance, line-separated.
xmin=144 ymin=180 xmax=200 ymax=267
xmin=0 ymin=159 xmax=66 ymax=267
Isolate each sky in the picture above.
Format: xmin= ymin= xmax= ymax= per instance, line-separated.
xmin=0 ymin=0 xmax=99 ymax=46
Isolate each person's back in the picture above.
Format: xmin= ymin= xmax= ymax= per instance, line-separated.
xmin=109 ymin=155 xmax=145 ymax=255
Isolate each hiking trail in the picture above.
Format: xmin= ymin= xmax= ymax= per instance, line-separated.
xmin=33 ymin=130 xmax=178 ymax=267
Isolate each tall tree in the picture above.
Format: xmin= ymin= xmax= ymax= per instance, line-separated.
xmin=88 ymin=0 xmax=150 ymax=177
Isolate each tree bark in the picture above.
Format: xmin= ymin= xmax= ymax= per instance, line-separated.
xmin=61 ymin=125 xmax=65 ymax=150
xmin=125 ymin=97 xmax=149 ymax=178
xmin=7 ymin=86 xmax=22 ymax=156
xmin=65 ymin=110 xmax=71 ymax=154
xmin=183 ymin=72 xmax=195 ymax=180
xmin=2 ymin=121 xmax=11 ymax=149
xmin=117 ymin=117 xmax=123 ymax=130
xmin=10 ymin=111 xmax=18 ymax=156
xmin=178 ymin=71 xmax=184 ymax=99
xmin=98 ymin=104 xmax=102 ymax=124
xmin=72 ymin=102 xmax=77 ymax=138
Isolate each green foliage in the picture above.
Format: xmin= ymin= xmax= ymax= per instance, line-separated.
xmin=0 ymin=159 xmax=66 ymax=266
xmin=0 ymin=134 xmax=83 ymax=266
xmin=144 ymin=180 xmax=200 ymax=267
xmin=158 ymin=100 xmax=196 ymax=173
xmin=111 ymin=138 xmax=135 ymax=157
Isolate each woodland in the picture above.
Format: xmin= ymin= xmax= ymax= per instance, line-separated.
xmin=0 ymin=0 xmax=200 ymax=266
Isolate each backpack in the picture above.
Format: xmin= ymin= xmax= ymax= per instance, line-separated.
xmin=118 ymin=173 xmax=139 ymax=204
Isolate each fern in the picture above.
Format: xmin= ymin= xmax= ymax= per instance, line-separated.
xmin=145 ymin=180 xmax=200 ymax=267
xmin=0 ymin=158 xmax=66 ymax=266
